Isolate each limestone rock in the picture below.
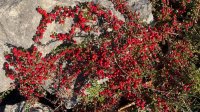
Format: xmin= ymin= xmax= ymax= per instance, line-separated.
xmin=3 ymin=101 xmax=52 ymax=112
xmin=128 ymin=0 xmax=153 ymax=24
xmin=0 ymin=0 xmax=39 ymax=93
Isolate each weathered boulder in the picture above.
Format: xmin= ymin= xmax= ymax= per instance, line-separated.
xmin=0 ymin=0 xmax=39 ymax=93
xmin=2 ymin=101 xmax=52 ymax=112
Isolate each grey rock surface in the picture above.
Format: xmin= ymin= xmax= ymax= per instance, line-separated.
xmin=128 ymin=0 xmax=153 ymax=24
xmin=2 ymin=101 xmax=52 ymax=112
xmin=0 ymin=0 xmax=40 ymax=93
xmin=0 ymin=0 xmax=153 ymax=106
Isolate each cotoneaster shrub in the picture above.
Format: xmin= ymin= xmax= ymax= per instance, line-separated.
xmin=3 ymin=0 xmax=198 ymax=111
xmin=4 ymin=46 xmax=57 ymax=100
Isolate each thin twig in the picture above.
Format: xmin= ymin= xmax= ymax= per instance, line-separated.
xmin=181 ymin=97 xmax=192 ymax=112
xmin=114 ymin=56 xmax=129 ymax=76
xmin=166 ymin=32 xmax=179 ymax=36
xmin=118 ymin=102 xmax=135 ymax=112
xmin=53 ymin=101 xmax=62 ymax=112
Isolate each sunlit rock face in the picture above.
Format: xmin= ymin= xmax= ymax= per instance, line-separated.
xmin=128 ymin=0 xmax=153 ymax=24
xmin=3 ymin=101 xmax=52 ymax=112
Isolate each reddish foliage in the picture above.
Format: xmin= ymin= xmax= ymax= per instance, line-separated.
xmin=4 ymin=0 xmax=195 ymax=111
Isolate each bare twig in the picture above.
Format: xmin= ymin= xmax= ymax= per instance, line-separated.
xmin=166 ymin=32 xmax=179 ymax=36
xmin=114 ymin=56 xmax=129 ymax=76
xmin=118 ymin=102 xmax=135 ymax=112
xmin=181 ymin=97 xmax=192 ymax=112
xmin=53 ymin=101 xmax=62 ymax=112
